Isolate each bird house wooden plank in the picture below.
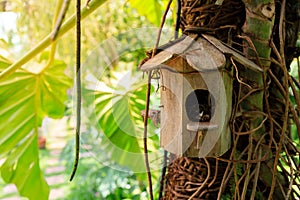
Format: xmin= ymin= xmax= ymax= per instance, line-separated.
xmin=140 ymin=34 xmax=261 ymax=158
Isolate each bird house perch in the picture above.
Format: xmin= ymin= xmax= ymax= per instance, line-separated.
xmin=140 ymin=34 xmax=262 ymax=157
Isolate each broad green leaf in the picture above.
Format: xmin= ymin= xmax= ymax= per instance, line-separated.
xmin=0 ymin=60 xmax=72 ymax=200
xmin=129 ymin=0 xmax=165 ymax=26
xmin=91 ymin=72 xmax=159 ymax=172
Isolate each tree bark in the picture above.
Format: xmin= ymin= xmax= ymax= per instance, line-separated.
xmin=161 ymin=0 xmax=299 ymax=199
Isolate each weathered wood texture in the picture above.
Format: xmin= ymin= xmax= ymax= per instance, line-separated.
xmin=141 ymin=36 xmax=236 ymax=157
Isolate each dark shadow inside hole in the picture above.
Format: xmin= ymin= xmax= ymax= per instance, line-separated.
xmin=185 ymin=89 xmax=215 ymax=122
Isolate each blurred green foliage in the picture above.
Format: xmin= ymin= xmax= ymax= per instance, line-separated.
xmin=0 ymin=0 xmax=175 ymax=199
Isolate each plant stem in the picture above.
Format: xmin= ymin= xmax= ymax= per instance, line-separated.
xmin=42 ymin=0 xmax=64 ymax=73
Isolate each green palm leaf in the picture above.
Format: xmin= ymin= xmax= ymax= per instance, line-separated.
xmin=129 ymin=0 xmax=166 ymax=26
xmin=0 ymin=57 xmax=72 ymax=200
xmin=91 ymin=72 xmax=160 ymax=173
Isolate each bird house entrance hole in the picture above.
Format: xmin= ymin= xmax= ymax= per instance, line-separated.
xmin=185 ymin=89 xmax=215 ymax=122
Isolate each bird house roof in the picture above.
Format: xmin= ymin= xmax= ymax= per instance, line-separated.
xmin=140 ymin=34 xmax=262 ymax=73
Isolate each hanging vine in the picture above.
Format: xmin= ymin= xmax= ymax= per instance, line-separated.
xmin=70 ymin=0 xmax=81 ymax=181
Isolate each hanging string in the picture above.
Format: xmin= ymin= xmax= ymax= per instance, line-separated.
xmin=143 ymin=70 xmax=154 ymax=200
xmin=70 ymin=0 xmax=81 ymax=182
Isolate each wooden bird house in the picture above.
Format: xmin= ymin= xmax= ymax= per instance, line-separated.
xmin=140 ymin=34 xmax=262 ymax=157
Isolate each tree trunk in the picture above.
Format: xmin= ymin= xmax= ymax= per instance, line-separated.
xmin=161 ymin=0 xmax=299 ymax=199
